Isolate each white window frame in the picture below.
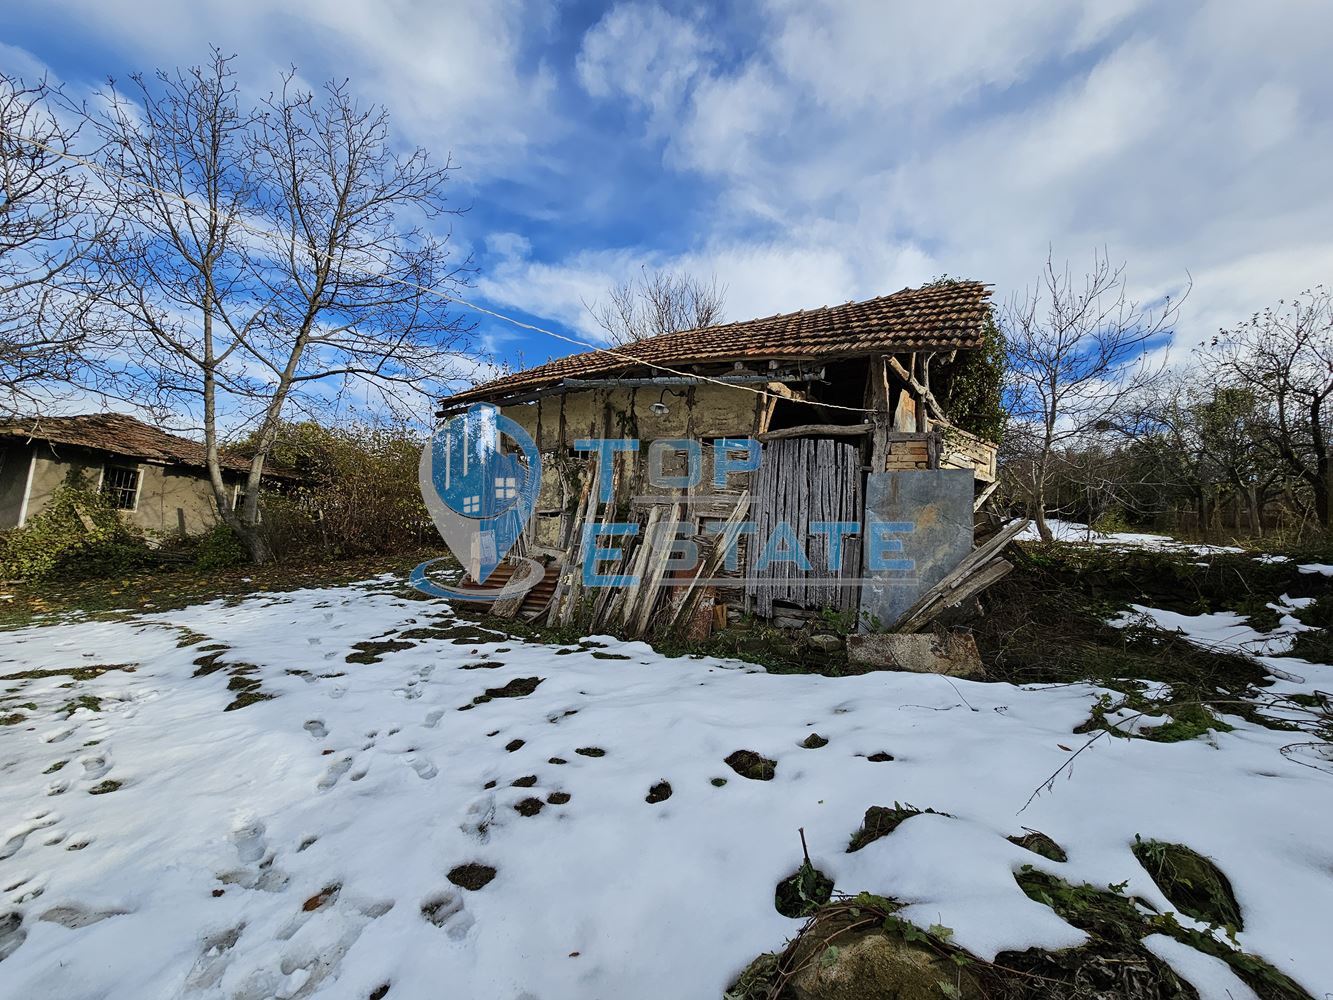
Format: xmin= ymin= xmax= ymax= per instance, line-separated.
xmin=232 ymin=481 xmax=262 ymax=522
xmin=101 ymin=463 xmax=142 ymax=512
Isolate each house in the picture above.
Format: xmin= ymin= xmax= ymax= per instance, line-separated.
xmin=437 ymin=280 xmax=1001 ymax=636
xmin=0 ymin=413 xmax=282 ymax=537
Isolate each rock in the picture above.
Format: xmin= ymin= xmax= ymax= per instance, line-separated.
xmin=845 ymin=631 xmax=982 ymax=678
xmin=806 ymin=633 xmax=844 ymax=654
xmin=786 ymin=915 xmax=981 ymax=1000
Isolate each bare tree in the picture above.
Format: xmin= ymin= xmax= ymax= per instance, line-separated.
xmin=1209 ymin=287 xmax=1333 ymax=527
xmin=85 ymin=52 xmax=474 ymax=562
xmin=587 ymin=267 xmax=725 ymax=344
xmin=1000 ymin=250 xmax=1186 ymax=541
xmin=0 ymin=73 xmax=117 ymax=413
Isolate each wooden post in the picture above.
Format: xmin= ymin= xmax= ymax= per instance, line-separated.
xmin=868 ymin=356 xmax=892 ymax=473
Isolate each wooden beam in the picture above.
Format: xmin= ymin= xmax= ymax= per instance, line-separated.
xmin=973 ymin=480 xmax=999 ymax=512
xmin=885 ymin=356 xmax=948 ymax=423
xmin=868 ymin=356 xmax=892 ymax=472
xmin=893 ymin=519 xmax=1029 ymax=633
xmin=757 ymin=422 xmax=872 ymax=442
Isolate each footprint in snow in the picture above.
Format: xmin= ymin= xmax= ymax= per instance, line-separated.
xmin=420 ymin=890 xmax=474 ymax=940
xmin=39 ymin=903 xmax=129 ymax=928
xmin=424 ymin=709 xmax=445 ymax=729
xmin=0 ymin=811 xmax=60 ymax=861
xmin=408 ymin=756 xmax=438 ymax=780
xmin=80 ymin=754 xmax=112 ymax=780
xmin=0 ymin=911 xmax=26 ymax=962
xmin=184 ymin=923 xmax=245 ymax=991
xmin=303 ymin=720 xmax=327 ymax=739
xmin=316 ymin=758 xmax=352 ymax=791
xmin=230 ymin=818 xmax=268 ymax=864
xmin=459 ymin=795 xmax=496 ymax=843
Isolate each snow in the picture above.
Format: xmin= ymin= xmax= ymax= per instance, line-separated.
xmin=1144 ymin=934 xmax=1261 ymax=1000
xmin=1297 ymin=562 xmax=1333 ymax=576
xmin=1016 ymin=518 xmax=1244 ymax=555
xmin=1 ymin=581 xmax=1332 ymax=999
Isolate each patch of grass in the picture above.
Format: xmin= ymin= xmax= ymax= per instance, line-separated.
xmin=0 ymin=712 xmax=25 ymax=725
xmin=88 ymin=779 xmax=122 ymax=795
xmin=1132 ymin=836 xmax=1242 ymax=930
xmin=345 ymin=639 xmax=416 ymax=664
xmin=1075 ymin=690 xmax=1238 ymax=744
xmin=1017 ymin=866 xmax=1311 ymax=1000
xmin=975 ymin=544 xmax=1319 ymax=737
xmin=1007 ymin=830 xmax=1067 ymax=863
xmin=60 ymin=694 xmax=102 ymax=717
xmin=724 ymin=749 xmax=776 ymax=781
xmin=447 ymin=863 xmax=496 ymax=891
xmin=774 ymin=860 xmax=834 ymax=918
xmin=846 ymin=803 xmax=946 ymax=853
xmin=0 ymin=663 xmax=135 ymax=682
xmin=0 ymin=548 xmax=451 ymax=631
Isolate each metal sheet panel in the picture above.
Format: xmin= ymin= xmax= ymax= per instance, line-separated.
xmin=859 ymin=470 xmax=974 ymax=630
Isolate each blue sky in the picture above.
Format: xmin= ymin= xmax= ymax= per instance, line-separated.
xmin=4 ymin=0 xmax=1332 ymax=405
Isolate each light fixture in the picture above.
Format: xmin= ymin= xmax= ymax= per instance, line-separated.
xmin=649 ymin=387 xmax=684 ymax=417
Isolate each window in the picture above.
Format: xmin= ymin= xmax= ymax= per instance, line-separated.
xmin=462 ymin=494 xmax=481 ymax=515
xmin=495 ymin=475 xmax=518 ymax=501
xmin=232 ymin=484 xmax=262 ymax=522
xmin=102 ymin=465 xmax=140 ymax=510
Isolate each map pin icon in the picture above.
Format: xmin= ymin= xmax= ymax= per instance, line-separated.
xmin=419 ymin=402 xmax=542 ymax=585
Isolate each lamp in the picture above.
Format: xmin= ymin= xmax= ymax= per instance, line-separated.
xmin=649 ymin=387 xmax=684 ymax=417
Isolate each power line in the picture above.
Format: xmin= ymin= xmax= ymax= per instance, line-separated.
xmin=0 ymin=125 xmax=872 ymax=414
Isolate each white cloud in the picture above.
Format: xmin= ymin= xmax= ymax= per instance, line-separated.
xmin=496 ymin=0 xmax=1333 ymax=369
xmin=33 ymin=0 xmax=559 ymax=170
xmin=576 ymin=2 xmax=716 ymax=131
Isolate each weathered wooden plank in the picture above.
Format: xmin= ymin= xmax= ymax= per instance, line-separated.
xmin=758 ymin=422 xmax=872 ymax=442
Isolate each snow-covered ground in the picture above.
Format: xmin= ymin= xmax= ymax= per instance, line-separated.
xmin=1 ymin=581 xmax=1331 ymax=1000
xmin=1016 ymin=518 xmax=1245 ymax=555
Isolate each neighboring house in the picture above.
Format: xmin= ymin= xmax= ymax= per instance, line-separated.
xmin=0 ymin=413 xmax=283 ymax=537
xmin=437 ymin=280 xmax=1001 ymax=634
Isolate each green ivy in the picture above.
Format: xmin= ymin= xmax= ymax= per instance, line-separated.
xmin=0 ymin=475 xmax=147 ymax=581
xmin=193 ymin=522 xmax=249 ymax=572
xmin=927 ymin=277 xmax=1008 ymax=443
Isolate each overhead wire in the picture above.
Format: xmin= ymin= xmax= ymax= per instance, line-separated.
xmin=0 ymin=125 xmax=874 ymax=413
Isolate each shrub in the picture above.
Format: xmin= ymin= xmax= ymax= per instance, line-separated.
xmin=0 ymin=475 xmax=148 ymax=580
xmin=193 ymin=522 xmax=249 ymax=571
xmin=245 ymin=419 xmax=432 ymax=559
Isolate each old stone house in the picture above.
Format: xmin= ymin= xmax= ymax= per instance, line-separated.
xmin=438 ymin=280 xmax=1001 ymax=636
xmin=0 ymin=413 xmax=280 ymax=537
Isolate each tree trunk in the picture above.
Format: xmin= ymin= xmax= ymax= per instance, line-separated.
xmin=1247 ymin=485 xmax=1263 ymax=538
xmin=1034 ymin=502 xmax=1053 ymax=543
xmin=235 ymin=521 xmax=273 ymax=565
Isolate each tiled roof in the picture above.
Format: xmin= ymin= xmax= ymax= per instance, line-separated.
xmin=444 ymin=280 xmax=991 ymax=407
xmin=0 ymin=413 xmax=291 ymax=478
